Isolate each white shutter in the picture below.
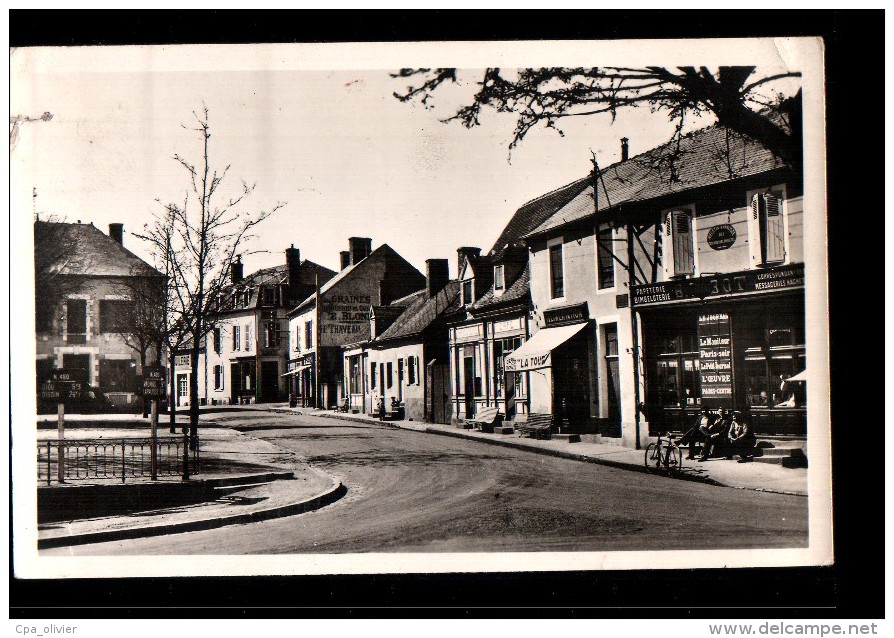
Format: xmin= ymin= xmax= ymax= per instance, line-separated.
xmin=748 ymin=193 xmax=762 ymax=268
xmin=662 ymin=214 xmax=674 ymax=280
xmin=672 ymin=210 xmax=694 ymax=276
xmin=764 ymin=193 xmax=785 ymax=263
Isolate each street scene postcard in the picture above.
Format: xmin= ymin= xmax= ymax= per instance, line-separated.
xmin=11 ymin=37 xmax=832 ymax=578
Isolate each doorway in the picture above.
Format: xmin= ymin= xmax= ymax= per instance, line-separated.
xmin=463 ymin=355 xmax=476 ymax=419
xmin=553 ymin=335 xmax=592 ymax=433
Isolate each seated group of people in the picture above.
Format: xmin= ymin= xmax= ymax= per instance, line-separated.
xmin=677 ymin=409 xmax=757 ymax=463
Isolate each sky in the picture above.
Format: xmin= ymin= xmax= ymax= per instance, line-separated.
xmin=11 ymin=41 xmax=803 ymax=279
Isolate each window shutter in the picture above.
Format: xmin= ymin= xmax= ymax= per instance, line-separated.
xmin=662 ymin=214 xmax=674 ymax=280
xmin=672 ymin=210 xmax=694 ymax=276
xmin=763 ymin=193 xmax=785 ymax=263
xmin=749 ymin=193 xmax=762 ymax=267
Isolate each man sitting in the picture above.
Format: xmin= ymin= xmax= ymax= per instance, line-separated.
xmin=727 ymin=412 xmax=757 ymax=462
xmin=678 ymin=409 xmax=716 ymax=460
xmin=698 ymin=409 xmax=732 ymax=462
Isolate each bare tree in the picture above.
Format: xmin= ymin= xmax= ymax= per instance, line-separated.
xmin=118 ymin=272 xmax=167 ymax=416
xmin=393 ymin=66 xmax=802 ymax=173
xmin=134 ymin=106 xmax=284 ymax=453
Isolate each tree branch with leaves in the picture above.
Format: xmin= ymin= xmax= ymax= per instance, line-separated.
xmin=393 ymin=66 xmax=802 ymax=173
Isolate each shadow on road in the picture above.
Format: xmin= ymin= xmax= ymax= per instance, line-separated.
xmin=304 ymin=449 xmax=515 ymax=468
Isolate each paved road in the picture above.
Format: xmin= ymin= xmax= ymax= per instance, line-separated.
xmin=46 ymin=410 xmax=808 ymax=554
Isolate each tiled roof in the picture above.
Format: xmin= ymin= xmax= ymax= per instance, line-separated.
xmin=487 ymin=177 xmax=591 ymax=261
xmin=238 ymin=261 xmax=335 ymax=290
xmin=374 ymin=281 xmax=462 ymax=343
xmin=469 ymin=262 xmax=530 ymax=313
xmin=291 ymin=244 xmax=418 ymax=316
xmin=526 ymin=124 xmax=785 ymax=238
xmin=35 ymin=221 xmax=162 ymax=278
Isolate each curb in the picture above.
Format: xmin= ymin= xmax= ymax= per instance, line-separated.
xmin=302 ymin=410 xmax=807 ymax=497
xmin=38 ymin=477 xmax=347 ymax=549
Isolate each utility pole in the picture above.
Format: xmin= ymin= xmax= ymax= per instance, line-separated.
xmin=314 ymin=271 xmax=321 ymax=409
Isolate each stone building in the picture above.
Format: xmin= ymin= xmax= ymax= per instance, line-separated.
xmin=34 ymin=221 xmax=165 ymax=411
xmin=287 ymin=238 xmax=425 ymax=409
xmin=203 ymin=247 xmax=336 ymax=405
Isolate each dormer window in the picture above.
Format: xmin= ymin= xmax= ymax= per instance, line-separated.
xmin=494 ymin=265 xmax=505 ymax=291
xmin=242 ymin=289 xmax=251 ymax=307
xmin=462 ymin=279 xmax=473 ymax=305
xmin=262 ymin=286 xmax=275 ymax=306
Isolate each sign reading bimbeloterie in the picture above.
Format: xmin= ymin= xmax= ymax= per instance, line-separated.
xmin=631 ymin=264 xmax=804 ymax=307
xmin=698 ymin=313 xmax=733 ymax=408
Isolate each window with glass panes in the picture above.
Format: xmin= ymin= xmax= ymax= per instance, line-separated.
xmin=597 ymin=223 xmax=615 ymax=289
xmin=493 ymin=336 xmax=524 ymax=398
xmin=549 ymin=243 xmax=564 ymax=298
xmin=742 ymin=300 xmax=805 ymax=408
xmin=652 ymin=322 xmax=701 ymax=407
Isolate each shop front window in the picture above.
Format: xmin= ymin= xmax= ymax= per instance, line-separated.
xmin=493 ymin=336 xmax=524 ymax=397
xmin=651 ymin=319 xmax=700 ymax=408
xmin=743 ymin=304 xmax=806 ymax=409
xmin=656 ymin=360 xmax=679 ymax=407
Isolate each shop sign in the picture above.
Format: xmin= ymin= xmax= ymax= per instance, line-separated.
xmin=142 ymin=367 xmax=165 ymax=397
xmin=493 ymin=317 xmax=522 ymax=334
xmin=543 ymin=303 xmax=589 ymax=328
xmin=455 ymin=324 xmax=481 ymax=342
xmin=631 ymin=264 xmax=804 ymax=307
xmin=295 ymin=353 xmax=315 ymax=367
xmin=505 ymin=352 xmax=550 ymax=372
xmin=698 ymin=313 xmax=733 ymax=408
xmin=707 ymin=224 xmax=737 ymax=250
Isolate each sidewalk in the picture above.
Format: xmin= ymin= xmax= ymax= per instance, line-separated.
xmin=36 ymin=421 xmax=344 ymax=549
xmin=288 ymin=406 xmax=808 ymax=497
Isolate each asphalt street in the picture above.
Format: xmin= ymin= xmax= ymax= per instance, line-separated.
xmin=46 ymin=409 xmax=808 ymax=554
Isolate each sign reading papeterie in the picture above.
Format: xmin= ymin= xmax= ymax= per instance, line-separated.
xmin=632 ymin=264 xmax=804 ymax=307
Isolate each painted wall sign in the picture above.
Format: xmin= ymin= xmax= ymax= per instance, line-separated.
xmin=632 ymin=264 xmax=804 ymax=307
xmin=697 ymin=312 xmax=733 ymax=408
xmin=320 ymin=292 xmax=372 ymax=344
xmin=543 ymin=303 xmax=589 ymax=328
xmin=707 ymin=224 xmax=737 ymax=250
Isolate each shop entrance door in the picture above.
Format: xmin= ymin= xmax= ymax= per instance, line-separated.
xmin=261 ymin=361 xmax=279 ymax=402
xmin=463 ymin=356 xmax=476 ymax=419
xmin=553 ymin=342 xmax=591 ymax=433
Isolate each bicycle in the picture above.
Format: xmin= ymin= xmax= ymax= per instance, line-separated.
xmin=644 ymin=431 xmax=683 ymax=471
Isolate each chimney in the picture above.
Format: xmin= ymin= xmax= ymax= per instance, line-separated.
xmin=231 ymin=255 xmax=243 ymax=285
xmin=349 ymin=237 xmax=372 ymax=265
xmin=426 ymin=259 xmax=450 ymax=298
xmin=285 ymin=244 xmax=301 ymax=300
xmin=621 ymin=137 xmax=629 ymax=162
xmin=109 ymin=223 xmax=124 ymax=245
xmin=457 ymin=246 xmax=481 ymax=275
xmin=339 ymin=251 xmax=351 ymax=271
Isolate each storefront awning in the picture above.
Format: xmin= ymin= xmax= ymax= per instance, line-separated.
xmin=505 ymin=322 xmax=589 ymax=372
xmin=281 ymin=364 xmax=311 ymax=377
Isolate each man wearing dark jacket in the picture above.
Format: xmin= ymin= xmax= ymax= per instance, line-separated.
xmin=699 ymin=409 xmax=732 ymax=462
